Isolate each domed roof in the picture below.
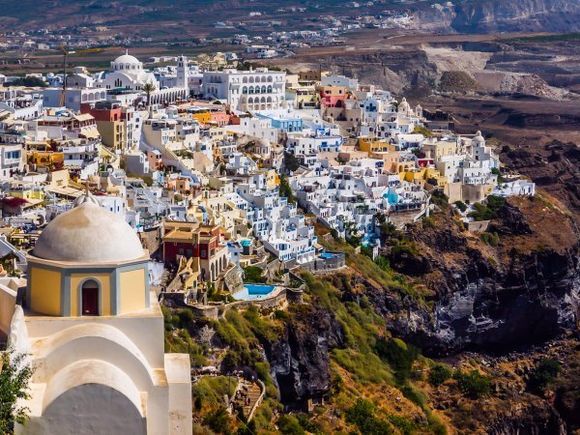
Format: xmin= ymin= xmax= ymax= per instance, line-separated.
xmin=33 ymin=202 xmax=145 ymax=263
xmin=113 ymin=53 xmax=141 ymax=65
xmin=473 ymin=130 xmax=485 ymax=145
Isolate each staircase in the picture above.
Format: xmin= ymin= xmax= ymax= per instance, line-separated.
xmin=232 ymin=379 xmax=265 ymax=422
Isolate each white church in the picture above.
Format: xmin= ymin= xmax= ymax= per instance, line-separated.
xmin=98 ymin=52 xmax=190 ymax=105
xmin=0 ymin=193 xmax=192 ymax=434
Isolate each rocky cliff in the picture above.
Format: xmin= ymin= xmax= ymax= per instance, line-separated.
xmin=378 ymin=197 xmax=578 ymax=356
xmin=416 ymin=0 xmax=580 ymax=33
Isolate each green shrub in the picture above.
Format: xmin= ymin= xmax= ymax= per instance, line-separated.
xmin=375 ymin=338 xmax=418 ymax=383
xmin=454 ymin=370 xmax=492 ymax=399
xmin=431 ymin=190 xmax=449 ymax=208
xmin=374 ymin=255 xmax=390 ymax=271
xmin=277 ymin=415 xmax=305 ymax=435
xmin=203 ymin=407 xmax=232 ymax=434
xmin=528 ymin=359 xmax=561 ymax=393
xmin=192 ymin=376 xmax=237 ymax=409
xmin=388 ymin=415 xmax=416 ymax=435
xmin=480 ymin=232 xmax=500 ymax=247
xmin=428 ymin=364 xmax=452 ymax=386
xmin=468 ymin=195 xmax=506 ymax=221
xmin=454 ymin=201 xmax=467 ymax=212
xmin=346 ymin=399 xmax=393 ymax=435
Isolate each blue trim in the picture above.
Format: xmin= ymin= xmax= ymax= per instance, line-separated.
xmin=61 ymin=273 xmax=71 ymax=316
xmin=110 ymin=270 xmax=119 ymax=315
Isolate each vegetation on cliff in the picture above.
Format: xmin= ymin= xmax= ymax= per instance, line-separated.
xmin=162 ymin=192 xmax=578 ymax=434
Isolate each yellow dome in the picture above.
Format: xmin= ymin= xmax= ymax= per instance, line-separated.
xmin=33 ymin=202 xmax=145 ymax=263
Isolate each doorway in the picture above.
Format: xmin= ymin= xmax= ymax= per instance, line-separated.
xmin=81 ymin=280 xmax=99 ymax=316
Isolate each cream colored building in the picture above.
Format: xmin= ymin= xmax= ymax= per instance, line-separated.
xmin=1 ymin=194 xmax=192 ymax=435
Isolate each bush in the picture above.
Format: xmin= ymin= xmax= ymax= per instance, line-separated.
xmin=375 ymin=338 xmax=418 ymax=383
xmin=431 ymin=190 xmax=449 ymax=208
xmin=454 ymin=370 xmax=492 ymax=398
xmin=528 ymin=359 xmax=561 ymax=393
xmin=279 ymin=175 xmax=296 ymax=204
xmin=346 ymin=399 xmax=393 ymax=435
xmin=469 ymin=195 xmax=506 ymax=221
xmin=204 ymin=407 xmax=232 ymax=434
xmin=388 ymin=415 xmax=416 ymax=435
xmin=428 ymin=364 xmax=453 ymax=386
xmin=454 ymin=201 xmax=467 ymax=212
xmin=277 ymin=415 xmax=305 ymax=435
xmin=480 ymin=232 xmax=500 ymax=247
xmin=374 ymin=255 xmax=390 ymax=271
xmin=6 ymin=76 xmax=48 ymax=87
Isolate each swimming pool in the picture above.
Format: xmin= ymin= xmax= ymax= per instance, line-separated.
xmin=319 ymin=252 xmax=338 ymax=260
xmin=232 ymin=284 xmax=277 ymax=301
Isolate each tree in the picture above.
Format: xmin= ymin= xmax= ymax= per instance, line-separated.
xmin=454 ymin=370 xmax=491 ymax=399
xmin=279 ymin=175 xmax=296 ymax=205
xmin=6 ymin=77 xmax=47 ymax=88
xmin=428 ymin=364 xmax=452 ymax=386
xmin=528 ymin=359 xmax=561 ymax=393
xmin=143 ymin=81 xmax=157 ymax=108
xmin=0 ymin=349 xmax=34 ymax=434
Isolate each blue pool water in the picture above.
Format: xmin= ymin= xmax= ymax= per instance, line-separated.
xmin=233 ymin=284 xmax=276 ymax=301
xmin=319 ymin=252 xmax=337 ymax=260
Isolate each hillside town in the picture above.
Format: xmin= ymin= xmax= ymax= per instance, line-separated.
xmin=0 ymin=50 xmax=538 ymax=433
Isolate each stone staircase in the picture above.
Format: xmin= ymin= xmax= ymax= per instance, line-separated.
xmin=232 ymin=379 xmax=264 ymax=422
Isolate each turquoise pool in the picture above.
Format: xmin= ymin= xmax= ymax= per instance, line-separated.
xmin=233 ymin=284 xmax=276 ymax=301
xmin=319 ymin=252 xmax=338 ymax=260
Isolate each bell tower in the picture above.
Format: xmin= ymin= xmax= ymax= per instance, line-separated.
xmin=176 ymin=55 xmax=189 ymax=96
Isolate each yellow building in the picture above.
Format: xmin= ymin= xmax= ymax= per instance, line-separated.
xmin=4 ymin=193 xmax=193 ymax=434
xmin=96 ymin=119 xmax=126 ymax=151
xmin=358 ymin=138 xmax=395 ymax=154
xmin=265 ymin=169 xmax=280 ymax=189
xmin=9 ymin=183 xmax=46 ymax=201
xmin=400 ymin=167 xmax=447 ymax=187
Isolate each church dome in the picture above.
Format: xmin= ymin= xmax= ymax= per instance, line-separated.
xmin=473 ymin=130 xmax=485 ymax=146
xmin=113 ymin=54 xmax=141 ymax=65
xmin=33 ymin=202 xmax=145 ymax=263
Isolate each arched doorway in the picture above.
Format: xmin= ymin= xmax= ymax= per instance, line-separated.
xmin=81 ymin=280 xmax=99 ymax=316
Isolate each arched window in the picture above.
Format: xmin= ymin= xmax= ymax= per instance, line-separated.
xmin=242 ymin=86 xmax=247 ymax=94
xmin=81 ymin=279 xmax=99 ymax=316
xmin=267 ymin=85 xmax=272 ymax=93
xmin=261 ymin=85 xmax=267 ymax=93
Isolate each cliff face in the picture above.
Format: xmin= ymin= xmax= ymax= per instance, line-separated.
xmin=416 ymin=0 xmax=580 ymax=33
xmin=264 ymin=305 xmax=344 ymax=407
xmin=376 ymin=198 xmax=579 ymax=356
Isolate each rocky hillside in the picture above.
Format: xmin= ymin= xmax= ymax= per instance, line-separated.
xmin=4 ymin=0 xmax=580 ymax=35
xmin=167 ymin=193 xmax=578 ymax=434
xmin=416 ymin=0 xmax=580 ymax=33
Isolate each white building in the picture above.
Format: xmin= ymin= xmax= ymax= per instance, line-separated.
xmin=98 ymin=53 xmax=188 ymax=105
xmin=0 ymin=143 xmax=24 ymax=179
xmin=202 ymin=68 xmax=286 ymax=112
